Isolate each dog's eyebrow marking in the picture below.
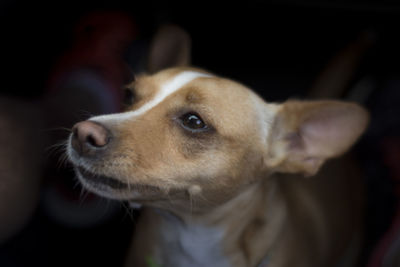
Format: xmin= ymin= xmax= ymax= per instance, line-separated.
xmin=91 ymin=71 xmax=212 ymax=123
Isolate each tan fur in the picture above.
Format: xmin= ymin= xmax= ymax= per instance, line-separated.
xmin=266 ymin=100 xmax=369 ymax=175
xmin=68 ymin=65 xmax=368 ymax=267
xmin=84 ymin=68 xmax=271 ymax=211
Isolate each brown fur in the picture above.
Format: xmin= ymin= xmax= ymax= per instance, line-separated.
xmin=68 ymin=67 xmax=368 ymax=267
xmin=67 ymin=25 xmax=369 ymax=267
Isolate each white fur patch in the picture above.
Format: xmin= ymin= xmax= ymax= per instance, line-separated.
xmin=157 ymin=214 xmax=230 ymax=267
xmin=91 ymin=71 xmax=211 ymax=123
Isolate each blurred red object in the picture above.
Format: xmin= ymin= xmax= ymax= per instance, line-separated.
xmin=47 ymin=10 xmax=136 ymax=110
xmin=42 ymin=10 xmax=137 ymax=228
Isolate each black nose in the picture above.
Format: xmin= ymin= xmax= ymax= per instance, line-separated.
xmin=71 ymin=121 xmax=111 ymax=156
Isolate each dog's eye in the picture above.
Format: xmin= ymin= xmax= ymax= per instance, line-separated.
xmin=123 ymin=87 xmax=135 ymax=106
xmin=180 ymin=113 xmax=207 ymax=131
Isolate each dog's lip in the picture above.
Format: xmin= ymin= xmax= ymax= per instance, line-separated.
xmin=76 ymin=167 xmax=129 ymax=190
xmin=76 ymin=167 xmax=163 ymax=197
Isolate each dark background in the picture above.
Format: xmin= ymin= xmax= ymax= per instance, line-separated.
xmin=1 ymin=1 xmax=400 ymax=266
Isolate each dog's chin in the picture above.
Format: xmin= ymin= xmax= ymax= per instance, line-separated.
xmin=74 ymin=167 xmax=163 ymax=201
xmin=74 ymin=167 xmax=129 ymax=199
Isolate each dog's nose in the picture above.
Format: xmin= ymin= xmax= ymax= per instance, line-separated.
xmin=71 ymin=121 xmax=111 ymax=156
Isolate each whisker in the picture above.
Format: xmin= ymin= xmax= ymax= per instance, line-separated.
xmin=45 ymin=140 xmax=68 ymax=155
xmin=78 ymin=186 xmax=91 ymax=204
xmin=57 ymin=150 xmax=72 ymax=169
xmin=73 ymin=179 xmax=82 ymax=190
xmin=44 ymin=140 xmax=71 ymax=170
xmin=57 ymin=155 xmax=68 ymax=169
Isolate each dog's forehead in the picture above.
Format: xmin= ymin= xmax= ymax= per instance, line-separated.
xmin=92 ymin=68 xmax=270 ymax=131
xmin=136 ymin=68 xmax=259 ymax=108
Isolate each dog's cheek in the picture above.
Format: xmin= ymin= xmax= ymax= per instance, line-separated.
xmin=174 ymin=127 xmax=219 ymax=159
xmin=178 ymin=138 xmax=216 ymax=159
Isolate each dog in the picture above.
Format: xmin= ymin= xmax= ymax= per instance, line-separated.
xmin=67 ymin=25 xmax=369 ymax=267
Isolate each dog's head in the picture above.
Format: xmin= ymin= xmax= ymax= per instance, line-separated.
xmin=67 ymin=25 xmax=369 ymax=213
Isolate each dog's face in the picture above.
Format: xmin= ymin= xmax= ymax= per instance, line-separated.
xmin=66 ymin=25 xmax=369 ymax=214
xmin=67 ymin=68 xmax=278 ymax=212
xmin=67 ymin=66 xmax=368 ymax=214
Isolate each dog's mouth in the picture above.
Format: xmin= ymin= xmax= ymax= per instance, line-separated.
xmin=76 ymin=167 xmax=129 ymax=190
xmin=75 ymin=166 xmax=163 ymax=201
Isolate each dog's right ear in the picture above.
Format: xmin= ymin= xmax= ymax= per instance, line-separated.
xmin=147 ymin=24 xmax=191 ymax=74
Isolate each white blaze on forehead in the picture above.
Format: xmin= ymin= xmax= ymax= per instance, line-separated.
xmin=91 ymin=71 xmax=212 ymax=123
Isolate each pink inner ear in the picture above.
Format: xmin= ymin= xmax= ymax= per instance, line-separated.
xmin=298 ymin=104 xmax=367 ymax=158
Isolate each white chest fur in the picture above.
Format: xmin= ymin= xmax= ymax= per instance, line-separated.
xmin=156 ymin=211 xmax=231 ymax=267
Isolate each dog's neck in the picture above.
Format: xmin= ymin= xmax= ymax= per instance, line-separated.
xmin=152 ymin=176 xmax=288 ymax=266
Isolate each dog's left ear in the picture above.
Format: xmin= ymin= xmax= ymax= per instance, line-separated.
xmin=265 ymin=100 xmax=369 ymax=176
xmin=147 ymin=24 xmax=191 ymax=74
